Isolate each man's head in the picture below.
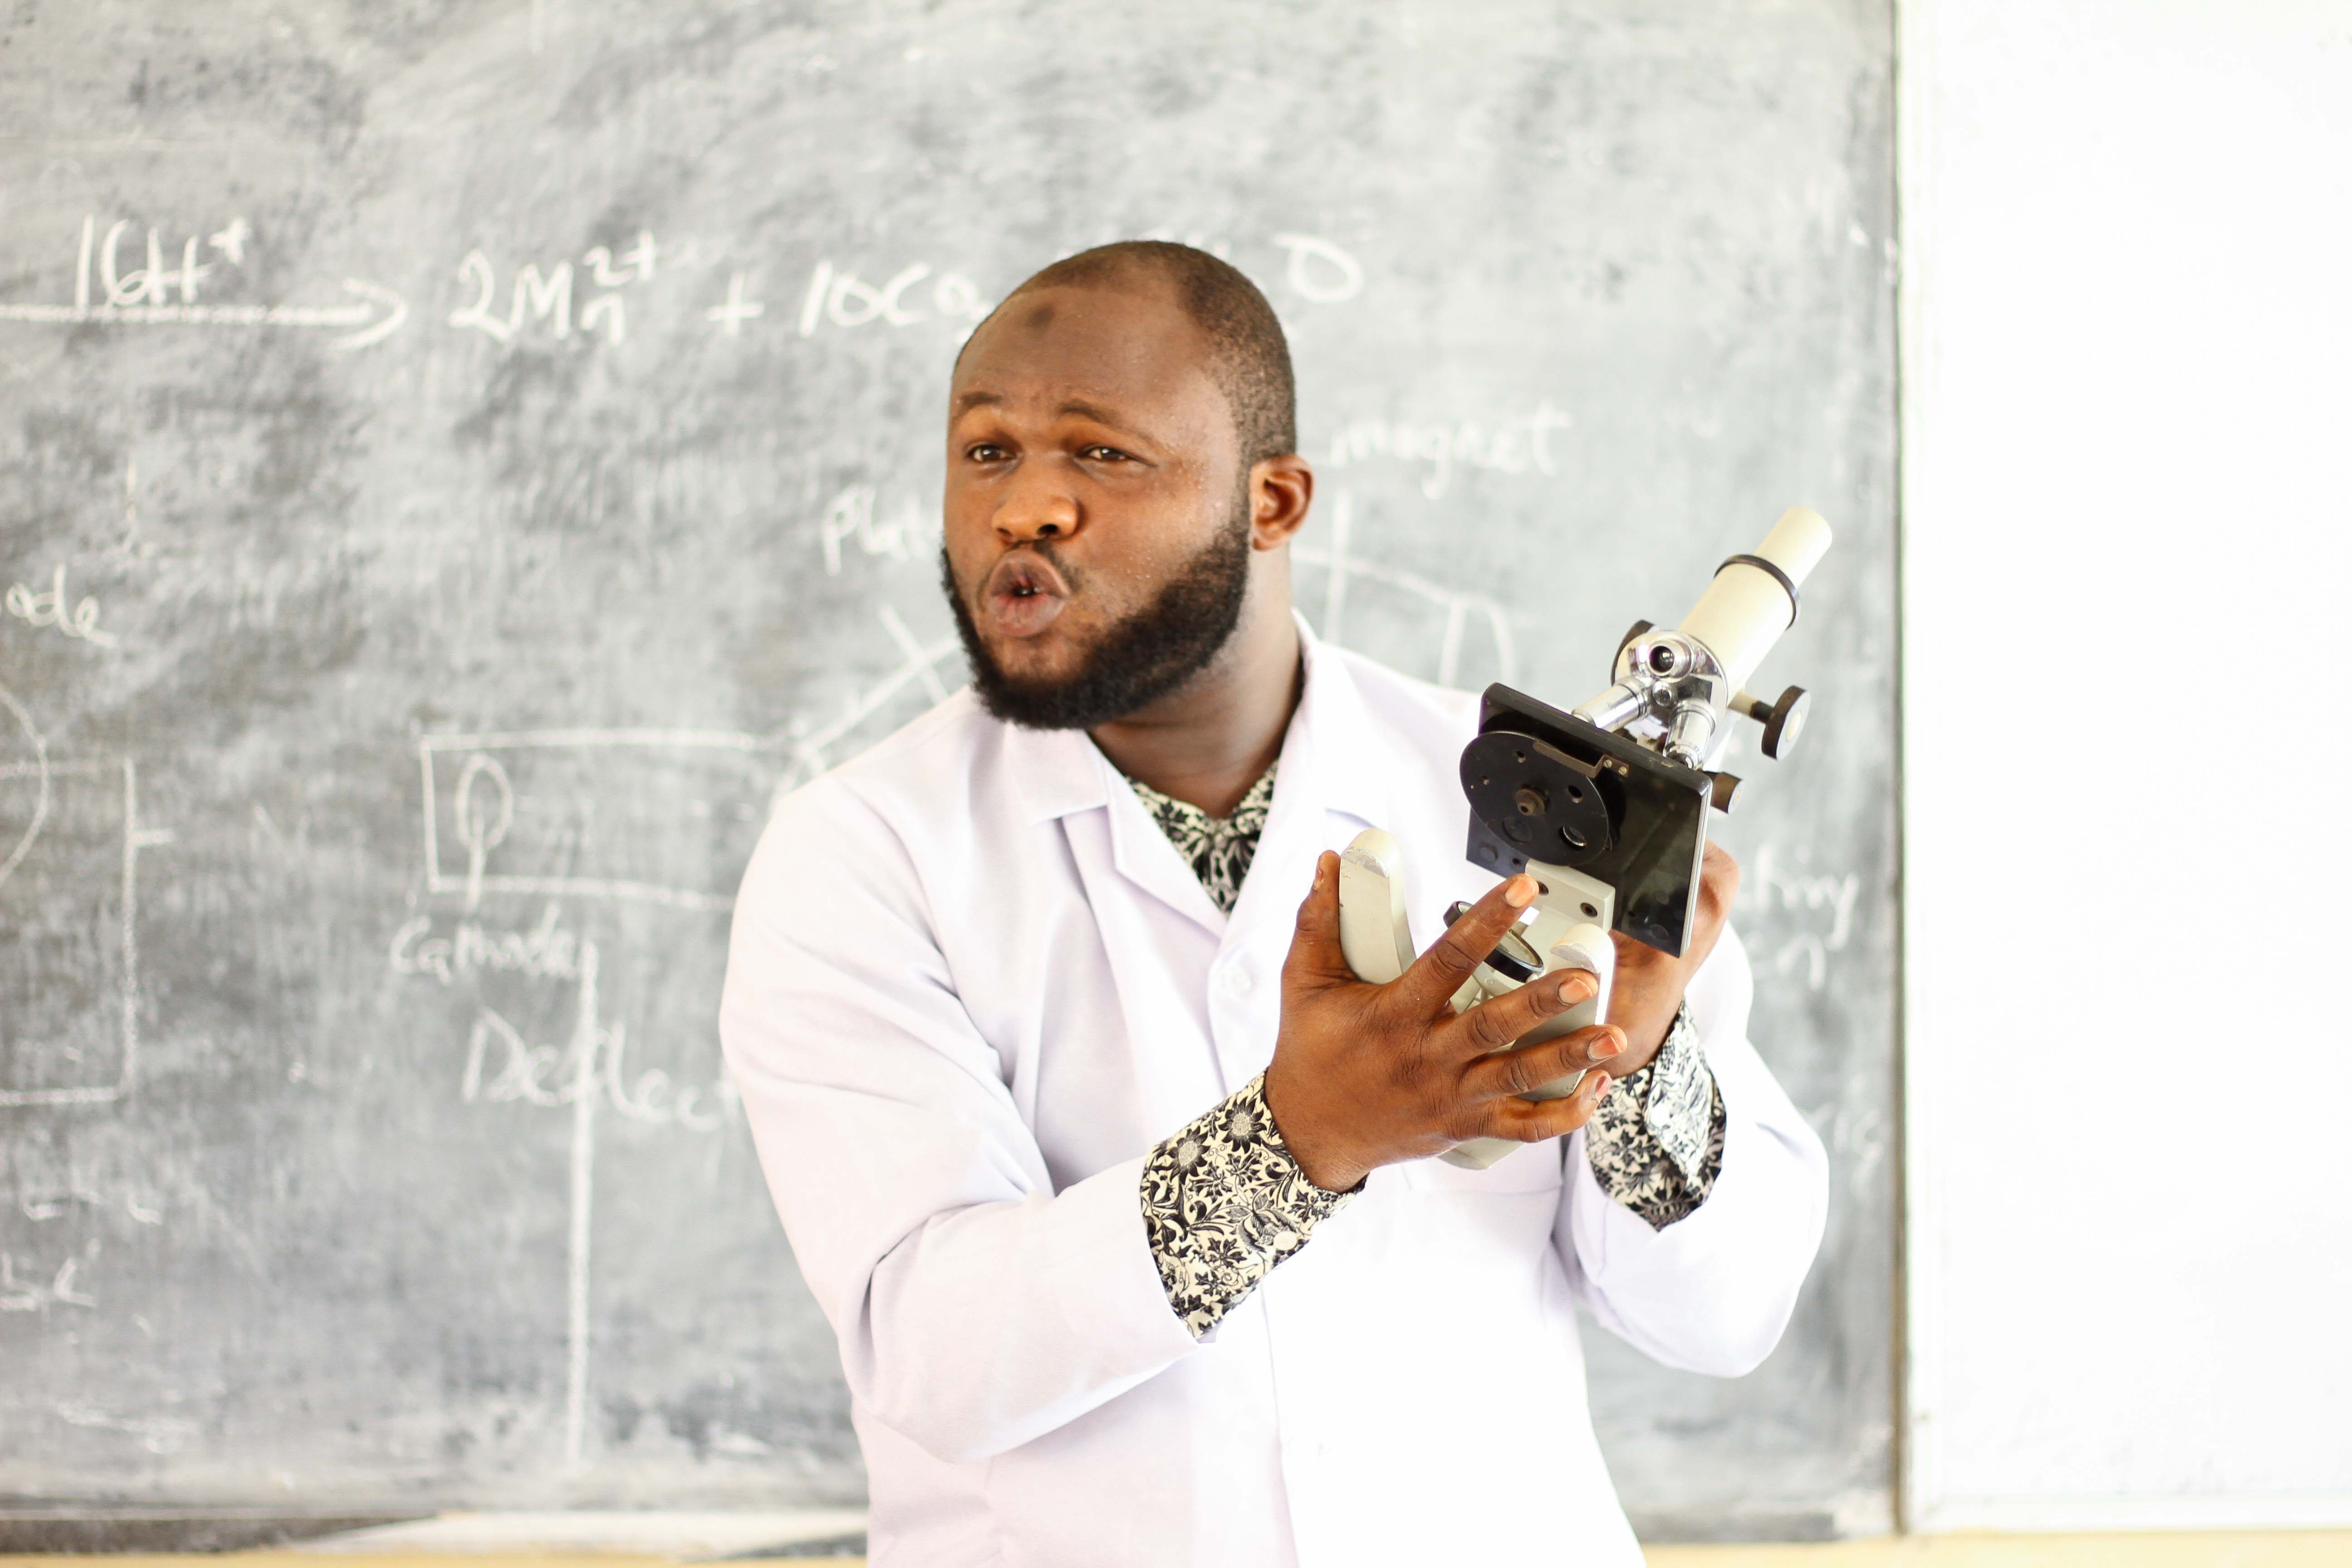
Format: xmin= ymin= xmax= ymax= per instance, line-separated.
xmin=939 ymin=241 xmax=1313 ymax=730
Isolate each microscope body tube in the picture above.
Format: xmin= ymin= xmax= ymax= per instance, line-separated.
xmin=1677 ymin=506 xmax=1834 ymax=690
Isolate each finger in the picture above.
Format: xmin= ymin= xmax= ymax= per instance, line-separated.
xmin=1449 ymin=966 xmax=1602 ymax=1057
xmin=1472 ymin=1065 xmax=1615 ymax=1143
xmin=1394 ymin=873 xmax=1538 ymax=1012
xmin=1459 ymin=1023 xmax=1624 ymax=1101
xmin=1283 ymin=851 xmax=1354 ymax=985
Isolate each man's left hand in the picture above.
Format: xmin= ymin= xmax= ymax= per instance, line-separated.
xmin=1601 ymin=841 xmax=1739 ymax=1075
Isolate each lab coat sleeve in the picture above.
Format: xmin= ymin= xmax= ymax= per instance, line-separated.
xmin=719 ymin=778 xmax=1199 ymax=1465
xmin=1554 ymin=926 xmax=1829 ymax=1376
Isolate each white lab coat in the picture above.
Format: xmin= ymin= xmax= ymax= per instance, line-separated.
xmin=721 ymin=617 xmax=1828 ymax=1567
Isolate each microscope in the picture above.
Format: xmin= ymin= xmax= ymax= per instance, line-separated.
xmin=1336 ymin=507 xmax=1833 ymax=1167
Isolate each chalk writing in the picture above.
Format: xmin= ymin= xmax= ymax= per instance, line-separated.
xmin=1322 ymin=401 xmax=1574 ymax=499
xmin=6 ymin=564 xmax=118 ymax=647
xmin=20 ymin=1186 xmax=162 ymax=1225
xmin=706 ymin=271 xmax=764 ymax=335
xmin=441 ymin=931 xmax=729 ymax=1147
xmin=817 ymin=486 xmax=928 ymax=573
xmin=389 ymin=903 xmax=587 ymax=985
xmin=449 ymin=232 xmax=657 ymax=346
xmin=0 ymin=1252 xmax=96 ymax=1313
xmin=1740 ymin=843 xmax=1863 ymax=991
xmin=207 ymin=217 xmax=251 ymax=265
xmin=461 ymin=1001 xmax=735 ymax=1133
xmin=0 ymin=216 xmax=407 ymax=349
xmin=89 ymin=216 xmax=220 ymax=306
xmin=1271 ymin=233 xmax=1364 ymax=303
xmin=794 ymin=258 xmax=991 ymax=337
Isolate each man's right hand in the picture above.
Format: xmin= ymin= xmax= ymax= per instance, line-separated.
xmin=1261 ymin=851 xmax=1625 ymax=1193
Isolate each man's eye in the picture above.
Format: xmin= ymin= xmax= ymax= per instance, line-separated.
xmin=1080 ymin=445 xmax=1130 ymax=462
xmin=966 ymin=443 xmax=1009 ymax=462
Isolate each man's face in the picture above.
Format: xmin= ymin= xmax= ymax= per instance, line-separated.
xmin=941 ymin=274 xmax=1253 ymax=729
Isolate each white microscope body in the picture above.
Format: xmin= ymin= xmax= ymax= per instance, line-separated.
xmin=1336 ymin=508 xmax=1833 ymax=1168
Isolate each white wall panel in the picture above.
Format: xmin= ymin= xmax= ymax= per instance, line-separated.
xmin=1901 ymin=0 xmax=2352 ymax=1531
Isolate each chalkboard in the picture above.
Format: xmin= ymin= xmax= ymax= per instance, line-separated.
xmin=0 ymin=0 xmax=1896 ymax=1539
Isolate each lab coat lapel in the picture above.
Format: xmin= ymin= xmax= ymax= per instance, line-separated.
xmin=1216 ymin=622 xmax=1403 ymax=1055
xmin=1102 ymin=757 xmax=1228 ymax=937
xmin=1000 ymin=718 xmax=1229 ymax=1114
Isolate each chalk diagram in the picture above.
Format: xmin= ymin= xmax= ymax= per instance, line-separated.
xmin=418 ymin=607 xmax=957 ymax=914
xmin=1295 ymin=492 xmax=1519 ymax=687
xmin=407 ymin=605 xmax=959 ymax=1469
xmin=0 ymin=680 xmax=172 ymax=1108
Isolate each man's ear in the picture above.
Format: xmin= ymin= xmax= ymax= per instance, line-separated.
xmin=1249 ymin=456 xmax=1315 ymax=550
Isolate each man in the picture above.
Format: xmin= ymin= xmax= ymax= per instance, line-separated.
xmin=721 ymin=242 xmax=1827 ymax=1565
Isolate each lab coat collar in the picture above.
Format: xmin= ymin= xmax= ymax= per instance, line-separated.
xmin=1280 ymin=610 xmax=1396 ymax=835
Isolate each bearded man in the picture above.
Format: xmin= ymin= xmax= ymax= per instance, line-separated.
xmin=720 ymin=242 xmax=1827 ymax=1566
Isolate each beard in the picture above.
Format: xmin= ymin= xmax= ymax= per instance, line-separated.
xmin=943 ymin=502 xmax=1254 ymax=731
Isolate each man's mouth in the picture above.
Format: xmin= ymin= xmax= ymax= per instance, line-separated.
xmin=981 ymin=552 xmax=1071 ymax=639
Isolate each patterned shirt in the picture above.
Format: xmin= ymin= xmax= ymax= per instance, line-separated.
xmin=1130 ymin=764 xmax=1728 ymax=1337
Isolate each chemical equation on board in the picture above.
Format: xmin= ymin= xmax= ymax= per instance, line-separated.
xmin=1737 ymin=844 xmax=1863 ymax=991
xmin=1321 ymin=401 xmax=1575 ymax=499
xmin=0 ymin=216 xmax=406 ymax=348
xmin=447 ymin=231 xmax=659 ymax=345
xmin=789 ymin=259 xmax=993 ymax=337
xmin=6 ymin=565 xmax=117 ymax=648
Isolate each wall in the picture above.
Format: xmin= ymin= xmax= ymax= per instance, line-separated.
xmin=1900 ymin=0 xmax=2352 ymax=1530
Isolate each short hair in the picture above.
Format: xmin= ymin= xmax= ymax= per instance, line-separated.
xmin=991 ymin=240 xmax=1298 ymax=467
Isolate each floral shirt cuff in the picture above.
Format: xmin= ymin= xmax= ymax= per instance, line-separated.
xmin=1140 ymin=1073 xmax=1358 ymax=1338
xmin=1583 ymin=1000 xmax=1727 ymax=1230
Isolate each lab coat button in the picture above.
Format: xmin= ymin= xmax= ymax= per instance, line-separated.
xmin=1226 ymin=967 xmax=1254 ymax=994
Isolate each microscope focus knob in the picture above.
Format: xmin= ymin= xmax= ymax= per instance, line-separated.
xmin=1760 ymin=686 xmax=1811 ymax=760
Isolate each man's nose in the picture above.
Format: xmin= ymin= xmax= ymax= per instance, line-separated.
xmin=994 ymin=461 xmax=1082 ymax=545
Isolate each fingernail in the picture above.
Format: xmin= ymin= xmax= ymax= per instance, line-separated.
xmin=1591 ymin=1028 xmax=1623 ymax=1058
xmin=1503 ymin=875 xmax=1535 ymax=909
xmin=1553 ymin=973 xmax=1594 ymax=1005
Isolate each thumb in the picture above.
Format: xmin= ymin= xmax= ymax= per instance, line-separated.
xmin=1286 ymin=850 xmax=1352 ymax=983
